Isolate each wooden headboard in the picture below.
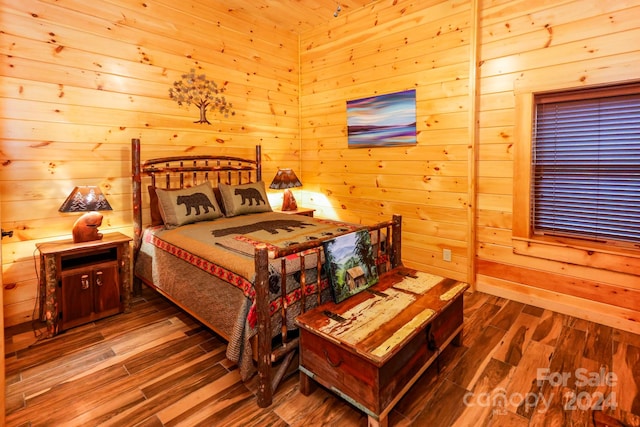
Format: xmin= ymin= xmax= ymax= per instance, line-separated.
xmin=131 ymin=138 xmax=262 ymax=253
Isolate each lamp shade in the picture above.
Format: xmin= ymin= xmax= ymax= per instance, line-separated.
xmin=59 ymin=186 xmax=112 ymax=243
xmin=59 ymin=186 xmax=113 ymax=213
xmin=269 ymin=169 xmax=302 ymax=211
xmin=269 ymin=168 xmax=302 ymax=190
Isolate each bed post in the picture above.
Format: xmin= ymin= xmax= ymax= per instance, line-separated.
xmin=392 ymin=214 xmax=402 ymax=268
xmin=254 ymin=244 xmax=272 ymax=407
xmin=132 ymin=138 xmax=142 ymax=295
xmin=256 ymin=145 xmax=262 ymax=181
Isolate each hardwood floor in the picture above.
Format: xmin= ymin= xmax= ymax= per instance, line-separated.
xmin=5 ymin=286 xmax=640 ymax=426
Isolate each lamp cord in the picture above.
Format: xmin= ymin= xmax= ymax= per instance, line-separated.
xmin=30 ymin=246 xmax=45 ymax=342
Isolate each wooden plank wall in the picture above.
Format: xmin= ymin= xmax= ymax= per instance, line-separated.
xmin=474 ymin=0 xmax=640 ymax=333
xmin=299 ymin=0 xmax=640 ymax=334
xmin=299 ymin=0 xmax=473 ymax=283
xmin=0 ymin=0 xmax=300 ymax=326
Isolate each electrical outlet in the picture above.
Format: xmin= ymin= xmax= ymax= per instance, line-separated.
xmin=443 ymin=248 xmax=452 ymax=262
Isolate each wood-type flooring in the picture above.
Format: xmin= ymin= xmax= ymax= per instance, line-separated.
xmin=5 ymin=286 xmax=640 ymax=426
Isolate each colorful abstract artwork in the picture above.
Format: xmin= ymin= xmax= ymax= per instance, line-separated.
xmin=347 ymin=89 xmax=417 ymax=148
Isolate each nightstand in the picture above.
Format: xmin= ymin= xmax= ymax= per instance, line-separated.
xmin=275 ymin=207 xmax=315 ymax=217
xmin=37 ymin=232 xmax=132 ymax=336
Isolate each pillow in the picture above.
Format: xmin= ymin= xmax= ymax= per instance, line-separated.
xmin=147 ymin=186 xmax=164 ymax=226
xmin=155 ymin=182 xmax=223 ymax=228
xmin=219 ymin=181 xmax=272 ymax=217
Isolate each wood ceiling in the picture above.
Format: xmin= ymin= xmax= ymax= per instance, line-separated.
xmin=223 ymin=0 xmax=377 ymax=33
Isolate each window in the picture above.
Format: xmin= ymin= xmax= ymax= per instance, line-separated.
xmin=531 ymin=83 xmax=640 ymax=245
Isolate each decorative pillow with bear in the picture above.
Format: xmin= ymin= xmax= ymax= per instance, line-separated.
xmin=219 ymin=181 xmax=272 ymax=217
xmin=155 ymin=182 xmax=223 ymax=228
xmin=148 ymin=185 xmax=226 ymax=226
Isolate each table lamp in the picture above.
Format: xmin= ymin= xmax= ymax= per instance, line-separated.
xmin=59 ymin=185 xmax=113 ymax=243
xmin=269 ymin=168 xmax=302 ymax=211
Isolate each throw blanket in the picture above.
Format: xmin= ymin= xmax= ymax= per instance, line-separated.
xmin=145 ymin=212 xmax=361 ymax=302
xmin=214 ymin=215 xmax=359 ymax=258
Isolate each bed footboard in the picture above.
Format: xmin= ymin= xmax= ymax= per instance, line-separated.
xmin=253 ymin=214 xmax=402 ymax=407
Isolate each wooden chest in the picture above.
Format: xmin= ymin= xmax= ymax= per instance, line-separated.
xmin=296 ymin=267 xmax=468 ymax=427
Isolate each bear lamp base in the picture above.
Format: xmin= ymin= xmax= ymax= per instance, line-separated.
xmin=72 ymin=211 xmax=105 ymax=243
xmin=281 ymin=188 xmax=298 ymax=211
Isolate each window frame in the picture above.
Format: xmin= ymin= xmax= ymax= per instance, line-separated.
xmin=513 ymin=83 xmax=640 ymax=273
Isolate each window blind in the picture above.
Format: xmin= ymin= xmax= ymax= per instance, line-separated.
xmin=532 ymin=88 xmax=640 ymax=244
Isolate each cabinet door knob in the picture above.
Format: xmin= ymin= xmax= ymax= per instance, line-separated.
xmin=81 ymin=274 xmax=90 ymax=290
xmin=96 ymin=271 xmax=103 ymax=287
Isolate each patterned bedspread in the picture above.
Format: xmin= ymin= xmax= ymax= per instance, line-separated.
xmin=134 ymin=211 xmax=365 ymax=379
xmin=144 ymin=212 xmax=360 ymax=299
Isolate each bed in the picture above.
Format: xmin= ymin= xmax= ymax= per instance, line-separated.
xmin=130 ymin=138 xmax=403 ymax=407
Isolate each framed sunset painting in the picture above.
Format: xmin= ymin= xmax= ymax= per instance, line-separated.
xmin=346 ymin=89 xmax=417 ymax=148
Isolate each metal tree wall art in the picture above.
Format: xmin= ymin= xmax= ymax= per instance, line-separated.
xmin=169 ymin=69 xmax=235 ymax=124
